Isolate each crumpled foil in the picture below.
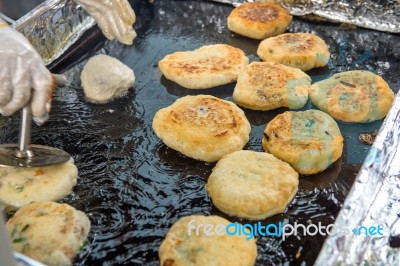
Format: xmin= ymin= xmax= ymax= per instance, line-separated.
xmin=12 ymin=0 xmax=400 ymax=65
xmin=213 ymin=0 xmax=400 ymax=33
xmin=12 ymin=0 xmax=95 ymax=66
xmin=315 ymin=91 xmax=400 ymax=265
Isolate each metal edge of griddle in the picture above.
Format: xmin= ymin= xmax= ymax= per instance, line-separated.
xmin=315 ymin=91 xmax=400 ymax=265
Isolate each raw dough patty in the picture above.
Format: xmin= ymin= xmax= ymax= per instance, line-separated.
xmin=206 ymin=150 xmax=299 ymax=220
xmin=233 ymin=61 xmax=311 ymax=110
xmin=159 ymin=44 xmax=249 ymax=89
xmin=6 ymin=201 xmax=90 ymax=266
xmin=227 ymin=2 xmax=292 ymax=40
xmin=152 ymin=95 xmax=251 ymax=162
xmin=81 ymin=54 xmax=135 ymax=103
xmin=0 ymin=158 xmax=78 ymax=208
xmin=257 ymin=33 xmax=330 ymax=71
xmin=159 ymin=215 xmax=257 ymax=266
xmin=262 ymin=110 xmax=343 ymax=175
xmin=309 ymin=70 xmax=394 ymax=123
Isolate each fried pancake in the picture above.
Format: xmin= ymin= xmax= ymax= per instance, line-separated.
xmin=152 ymin=95 xmax=251 ymax=162
xmin=227 ymin=2 xmax=292 ymax=40
xmin=309 ymin=70 xmax=394 ymax=123
xmin=159 ymin=215 xmax=257 ymax=266
xmin=262 ymin=110 xmax=343 ymax=175
xmin=206 ymin=150 xmax=298 ymax=220
xmin=6 ymin=201 xmax=90 ymax=266
xmin=257 ymin=33 xmax=330 ymax=71
xmin=0 ymin=159 xmax=78 ymax=208
xmin=159 ymin=44 xmax=249 ymax=89
xmin=233 ymin=62 xmax=311 ymax=110
xmin=81 ymin=54 xmax=135 ymax=103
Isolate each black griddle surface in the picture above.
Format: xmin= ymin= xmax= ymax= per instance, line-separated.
xmin=1 ymin=0 xmax=400 ymax=265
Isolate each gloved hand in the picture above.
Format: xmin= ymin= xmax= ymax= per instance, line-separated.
xmin=0 ymin=22 xmax=53 ymax=125
xmin=74 ymin=0 xmax=137 ymax=45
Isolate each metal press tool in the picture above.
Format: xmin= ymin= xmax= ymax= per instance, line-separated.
xmin=0 ymin=75 xmax=71 ymax=167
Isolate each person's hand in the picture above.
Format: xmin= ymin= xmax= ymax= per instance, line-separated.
xmin=74 ymin=0 xmax=137 ymax=45
xmin=0 ymin=23 xmax=53 ymax=125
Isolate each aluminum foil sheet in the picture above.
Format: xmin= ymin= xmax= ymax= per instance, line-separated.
xmin=315 ymin=92 xmax=400 ymax=265
xmin=12 ymin=0 xmax=95 ymax=65
xmin=12 ymin=0 xmax=400 ymax=66
xmin=213 ymin=0 xmax=400 ymax=33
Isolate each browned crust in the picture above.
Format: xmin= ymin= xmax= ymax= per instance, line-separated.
xmin=227 ymin=2 xmax=292 ymax=40
xmin=257 ymin=33 xmax=330 ymax=71
xmin=326 ymin=82 xmax=371 ymax=122
xmin=262 ymin=110 xmax=343 ymax=175
xmin=237 ymin=2 xmax=280 ymax=22
xmin=167 ymin=96 xmax=241 ymax=138
xmin=158 ymin=44 xmax=249 ymax=89
xmin=274 ymin=33 xmax=316 ymax=53
xmin=152 ymin=95 xmax=251 ymax=162
xmin=165 ymin=56 xmax=242 ymax=74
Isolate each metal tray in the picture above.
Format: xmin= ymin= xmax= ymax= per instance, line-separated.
xmin=1 ymin=0 xmax=400 ymax=265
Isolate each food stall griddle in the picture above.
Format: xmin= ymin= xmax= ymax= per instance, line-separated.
xmin=1 ymin=0 xmax=400 ymax=265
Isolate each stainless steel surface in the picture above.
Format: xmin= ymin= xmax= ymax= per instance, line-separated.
xmin=18 ymin=106 xmax=32 ymax=158
xmin=207 ymin=0 xmax=246 ymax=7
xmin=0 ymin=214 xmax=17 ymax=266
xmin=13 ymin=253 xmax=47 ymax=266
xmin=0 ymin=103 xmax=70 ymax=167
xmin=0 ymin=144 xmax=71 ymax=167
xmin=0 ymin=12 xmax=15 ymax=24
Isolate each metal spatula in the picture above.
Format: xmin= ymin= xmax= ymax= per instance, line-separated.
xmin=0 ymin=104 xmax=71 ymax=168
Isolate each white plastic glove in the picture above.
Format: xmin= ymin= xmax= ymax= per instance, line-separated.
xmin=0 ymin=22 xmax=53 ymax=125
xmin=74 ymin=0 xmax=137 ymax=45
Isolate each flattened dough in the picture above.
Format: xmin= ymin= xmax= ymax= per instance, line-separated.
xmin=0 ymin=159 xmax=78 ymax=208
xmin=152 ymin=95 xmax=251 ymax=162
xmin=233 ymin=62 xmax=311 ymax=110
xmin=228 ymin=2 xmax=292 ymax=40
xmin=262 ymin=110 xmax=343 ymax=175
xmin=159 ymin=215 xmax=257 ymax=266
xmin=6 ymin=201 xmax=90 ymax=266
xmin=159 ymin=44 xmax=249 ymax=89
xmin=257 ymin=33 xmax=330 ymax=71
xmin=309 ymin=70 xmax=394 ymax=123
xmin=206 ymin=150 xmax=299 ymax=220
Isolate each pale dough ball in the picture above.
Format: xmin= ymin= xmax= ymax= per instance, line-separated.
xmin=81 ymin=54 xmax=135 ymax=103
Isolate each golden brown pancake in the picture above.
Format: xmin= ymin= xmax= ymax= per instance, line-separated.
xmin=6 ymin=201 xmax=90 ymax=266
xmin=206 ymin=150 xmax=299 ymax=220
xmin=257 ymin=33 xmax=330 ymax=71
xmin=159 ymin=215 xmax=257 ymax=266
xmin=152 ymin=95 xmax=251 ymax=162
xmin=0 ymin=158 xmax=78 ymax=209
xmin=262 ymin=110 xmax=343 ymax=175
xmin=227 ymin=2 xmax=292 ymax=40
xmin=159 ymin=44 xmax=249 ymax=89
xmin=309 ymin=70 xmax=394 ymax=123
xmin=233 ymin=61 xmax=311 ymax=110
